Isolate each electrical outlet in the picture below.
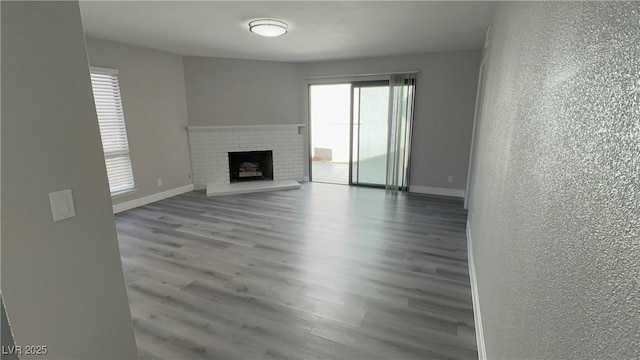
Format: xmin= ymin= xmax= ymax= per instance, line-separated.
xmin=157 ymin=178 xmax=163 ymax=187
xmin=448 ymin=175 xmax=454 ymax=184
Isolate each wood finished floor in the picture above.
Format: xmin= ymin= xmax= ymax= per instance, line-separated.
xmin=115 ymin=183 xmax=477 ymax=360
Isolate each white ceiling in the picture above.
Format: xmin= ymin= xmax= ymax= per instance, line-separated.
xmin=79 ymin=1 xmax=497 ymax=62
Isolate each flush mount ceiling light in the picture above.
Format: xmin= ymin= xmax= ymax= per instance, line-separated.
xmin=248 ymin=19 xmax=288 ymax=37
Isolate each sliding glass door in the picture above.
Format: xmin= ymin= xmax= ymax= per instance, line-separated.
xmin=351 ymin=81 xmax=389 ymax=187
xmin=309 ymin=84 xmax=351 ymax=184
xmin=310 ymin=75 xmax=415 ymax=190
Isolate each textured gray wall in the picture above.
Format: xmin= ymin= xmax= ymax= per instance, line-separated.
xmin=1 ymin=2 xmax=138 ymax=358
xmin=468 ymin=2 xmax=639 ymax=359
xmin=85 ymin=37 xmax=193 ymax=205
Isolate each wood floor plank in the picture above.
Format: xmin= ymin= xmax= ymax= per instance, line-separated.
xmin=116 ymin=183 xmax=477 ymax=359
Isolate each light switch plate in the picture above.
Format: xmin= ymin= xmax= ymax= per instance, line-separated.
xmin=49 ymin=189 xmax=76 ymax=222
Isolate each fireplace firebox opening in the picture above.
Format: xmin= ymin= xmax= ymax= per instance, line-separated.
xmin=228 ymin=150 xmax=273 ymax=183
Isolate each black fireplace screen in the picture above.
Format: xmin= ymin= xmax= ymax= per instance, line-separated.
xmin=228 ymin=150 xmax=273 ymax=183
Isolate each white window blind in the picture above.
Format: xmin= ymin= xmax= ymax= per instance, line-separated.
xmin=90 ymin=67 xmax=135 ymax=195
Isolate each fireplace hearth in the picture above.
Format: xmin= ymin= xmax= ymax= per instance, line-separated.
xmin=228 ymin=150 xmax=273 ymax=183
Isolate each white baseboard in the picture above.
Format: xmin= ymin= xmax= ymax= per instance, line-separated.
xmin=467 ymin=220 xmax=487 ymax=360
xmin=410 ymin=185 xmax=465 ymax=198
xmin=112 ymin=184 xmax=194 ymax=214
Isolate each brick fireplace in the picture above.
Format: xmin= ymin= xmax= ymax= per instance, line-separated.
xmin=187 ymin=124 xmax=304 ymax=190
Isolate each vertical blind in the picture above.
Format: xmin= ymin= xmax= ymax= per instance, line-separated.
xmin=90 ymin=67 xmax=135 ymax=194
xmin=385 ymin=73 xmax=416 ymax=192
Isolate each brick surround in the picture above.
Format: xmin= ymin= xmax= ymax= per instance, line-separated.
xmin=188 ymin=125 xmax=305 ymax=189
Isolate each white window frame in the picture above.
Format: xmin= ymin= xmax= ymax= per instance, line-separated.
xmin=90 ymin=66 xmax=136 ymax=196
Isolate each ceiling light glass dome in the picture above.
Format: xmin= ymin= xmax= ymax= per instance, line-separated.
xmin=248 ymin=19 xmax=288 ymax=37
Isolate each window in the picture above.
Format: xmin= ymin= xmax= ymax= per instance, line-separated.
xmin=90 ymin=67 xmax=135 ymax=195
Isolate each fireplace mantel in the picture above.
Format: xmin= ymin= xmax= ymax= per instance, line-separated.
xmin=187 ymin=124 xmax=305 ymax=132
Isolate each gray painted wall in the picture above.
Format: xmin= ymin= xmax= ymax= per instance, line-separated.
xmin=85 ymin=37 xmax=193 ymax=206
xmin=183 ymin=56 xmax=304 ymax=126
xmin=1 ymin=2 xmax=137 ymax=358
xmin=182 ymin=52 xmax=479 ymax=190
xmin=303 ymin=51 xmax=480 ymax=192
xmin=468 ymin=2 xmax=639 ymax=359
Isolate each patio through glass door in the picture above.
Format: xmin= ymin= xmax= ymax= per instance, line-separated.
xmin=310 ymin=80 xmax=390 ymax=187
